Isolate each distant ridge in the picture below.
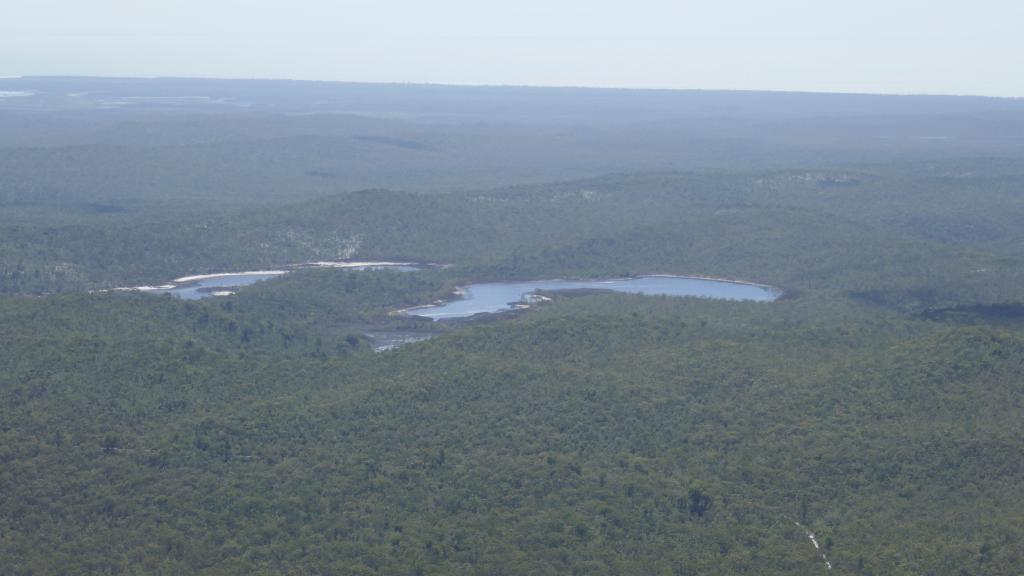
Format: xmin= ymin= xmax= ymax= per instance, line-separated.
xmin=2 ymin=76 xmax=1022 ymax=120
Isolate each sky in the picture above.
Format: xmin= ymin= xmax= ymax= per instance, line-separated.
xmin=3 ymin=0 xmax=1023 ymax=97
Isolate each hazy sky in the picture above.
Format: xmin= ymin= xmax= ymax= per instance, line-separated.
xmin=3 ymin=0 xmax=1023 ymax=96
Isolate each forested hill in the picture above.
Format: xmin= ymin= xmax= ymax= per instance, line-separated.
xmin=2 ymin=280 xmax=1022 ymax=574
xmin=3 ymin=78 xmax=1024 ymax=194
xmin=5 ymin=161 xmax=1024 ymax=313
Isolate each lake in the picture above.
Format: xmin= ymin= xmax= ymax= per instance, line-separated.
xmin=145 ymin=272 xmax=287 ymax=300
xmin=404 ymin=275 xmax=780 ymax=320
xmin=133 ymin=262 xmax=420 ymax=300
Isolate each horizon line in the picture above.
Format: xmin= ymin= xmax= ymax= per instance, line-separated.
xmin=4 ymin=74 xmax=1022 ymax=101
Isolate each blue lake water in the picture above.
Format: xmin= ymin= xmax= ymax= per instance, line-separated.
xmin=405 ymin=276 xmax=779 ymax=320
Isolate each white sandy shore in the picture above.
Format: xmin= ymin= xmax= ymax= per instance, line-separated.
xmin=113 ymin=262 xmax=422 ymax=293
xmin=302 ymin=261 xmax=413 ymax=269
xmin=173 ymin=262 xmax=414 ymax=283
xmin=172 ymin=270 xmax=289 ymax=284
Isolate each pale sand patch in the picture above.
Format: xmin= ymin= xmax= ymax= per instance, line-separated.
xmin=303 ymin=261 xmax=413 ymax=268
xmin=172 ymin=271 xmax=289 ymax=283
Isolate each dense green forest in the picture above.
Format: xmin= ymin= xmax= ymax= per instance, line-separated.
xmin=2 ymin=78 xmax=1024 ymax=574
xmin=4 ymin=288 xmax=1023 ymax=574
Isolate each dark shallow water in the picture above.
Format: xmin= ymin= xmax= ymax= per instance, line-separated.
xmin=404 ymin=275 xmax=780 ymax=320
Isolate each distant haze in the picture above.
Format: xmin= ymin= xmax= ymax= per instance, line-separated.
xmin=2 ymin=0 xmax=1023 ymax=97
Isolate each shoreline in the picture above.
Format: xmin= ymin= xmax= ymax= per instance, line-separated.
xmin=109 ymin=261 xmax=425 ymax=293
xmin=172 ymin=270 xmax=289 ymax=284
xmin=399 ymin=273 xmax=782 ymax=319
xmin=172 ymin=261 xmax=418 ymax=285
xmin=645 ymin=273 xmax=779 ymax=290
xmin=298 ymin=260 xmax=414 ymax=269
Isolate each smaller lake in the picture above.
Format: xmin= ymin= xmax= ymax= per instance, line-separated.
xmin=405 ymin=275 xmax=779 ymax=320
xmin=133 ymin=263 xmax=421 ymax=300
xmin=147 ymin=273 xmax=286 ymax=300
